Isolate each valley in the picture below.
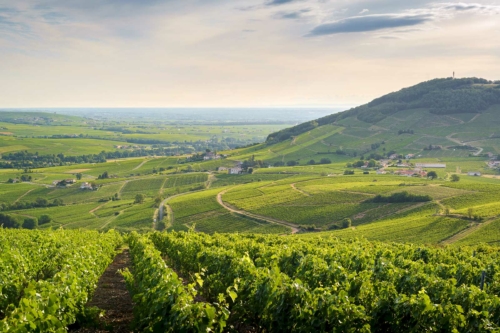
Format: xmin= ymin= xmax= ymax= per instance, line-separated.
xmin=2 ymin=77 xmax=500 ymax=331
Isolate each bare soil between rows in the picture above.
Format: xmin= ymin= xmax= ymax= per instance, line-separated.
xmin=72 ymin=249 xmax=134 ymax=333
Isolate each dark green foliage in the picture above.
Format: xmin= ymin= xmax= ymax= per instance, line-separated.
xmin=134 ymin=194 xmax=145 ymax=204
xmin=0 ymin=213 xmax=20 ymax=228
xmin=286 ymin=160 xmax=298 ymax=166
xmin=98 ymin=171 xmax=109 ymax=179
xmin=1 ymin=198 xmax=64 ymax=212
xmin=344 ymin=170 xmax=355 ymax=175
xmin=450 ymin=174 xmax=460 ymax=182
xmin=38 ymin=215 xmax=52 ymax=225
xmin=427 ymin=171 xmax=438 ymax=180
xmin=319 ymin=158 xmax=331 ymax=164
xmin=22 ymin=218 xmax=38 ymax=229
xmin=367 ymin=191 xmax=432 ymax=203
xmin=342 ymin=218 xmax=352 ymax=228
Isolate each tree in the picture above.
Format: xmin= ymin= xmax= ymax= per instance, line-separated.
xmin=307 ymin=160 xmax=316 ymax=165
xmin=0 ymin=213 xmax=20 ymax=228
xmin=342 ymin=218 xmax=352 ymax=229
xmin=23 ymin=218 xmax=38 ymax=229
xmin=444 ymin=206 xmax=451 ymax=216
xmin=247 ymin=167 xmax=254 ymax=174
xmin=76 ymin=173 xmax=82 ymax=180
xmin=427 ymin=171 xmax=438 ymax=180
xmin=468 ymin=208 xmax=474 ymax=219
xmin=367 ymin=159 xmax=377 ymax=168
xmin=36 ymin=197 xmax=49 ymax=207
xmin=286 ymin=161 xmax=298 ymax=166
xmin=135 ymin=193 xmax=145 ymax=204
xmin=320 ymin=158 xmax=332 ymax=164
xmin=38 ymin=215 xmax=51 ymax=225
xmin=154 ymin=195 xmax=163 ymax=205
xmin=450 ymin=174 xmax=460 ymax=182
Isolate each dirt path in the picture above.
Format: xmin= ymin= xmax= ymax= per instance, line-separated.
xmin=99 ymin=212 xmax=123 ymax=230
xmin=445 ymin=133 xmax=483 ymax=155
xmin=440 ymin=218 xmax=497 ymax=245
xmin=290 ymin=183 xmax=310 ymax=196
xmin=89 ymin=203 xmax=108 ymax=216
xmin=469 ymin=113 xmax=481 ymax=123
xmin=216 ymin=189 xmax=300 ymax=234
xmin=14 ymin=188 xmax=35 ymax=204
xmin=116 ymin=181 xmax=129 ymax=197
xmin=72 ymin=250 xmax=134 ymax=333
xmin=132 ymin=159 xmax=148 ymax=171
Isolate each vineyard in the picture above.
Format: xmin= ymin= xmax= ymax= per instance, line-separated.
xmin=0 ymin=228 xmax=122 ymax=331
xmin=1 ymin=226 xmax=500 ymax=332
xmin=145 ymin=231 xmax=500 ymax=332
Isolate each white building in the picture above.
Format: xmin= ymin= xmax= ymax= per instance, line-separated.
xmin=203 ymin=152 xmax=221 ymax=160
xmin=468 ymin=171 xmax=482 ymax=176
xmin=229 ymin=167 xmax=243 ymax=174
xmin=415 ymin=163 xmax=446 ymax=168
xmin=80 ymin=182 xmax=93 ymax=190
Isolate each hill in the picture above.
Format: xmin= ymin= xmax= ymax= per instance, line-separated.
xmin=229 ymin=78 xmax=500 ymax=165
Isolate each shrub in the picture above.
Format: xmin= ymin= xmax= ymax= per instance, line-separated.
xmin=38 ymin=215 xmax=52 ymax=225
xmin=23 ymin=218 xmax=38 ymax=229
xmin=341 ymin=218 xmax=352 ymax=229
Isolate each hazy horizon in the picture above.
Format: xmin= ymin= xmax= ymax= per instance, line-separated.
xmin=1 ymin=0 xmax=499 ymax=108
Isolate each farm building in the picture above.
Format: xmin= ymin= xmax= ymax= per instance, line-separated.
xmin=468 ymin=172 xmax=482 ymax=176
xmin=203 ymin=152 xmax=221 ymax=160
xmin=488 ymin=161 xmax=500 ymax=168
xmin=229 ymin=167 xmax=243 ymax=174
xmin=394 ymin=169 xmax=427 ymax=177
xmin=80 ymin=182 xmax=94 ymax=190
xmin=415 ymin=163 xmax=446 ymax=168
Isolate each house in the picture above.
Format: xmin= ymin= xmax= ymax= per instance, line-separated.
xmin=389 ymin=154 xmax=399 ymax=160
xmin=395 ymin=169 xmax=427 ymax=177
xmin=488 ymin=161 xmax=500 ymax=168
xmin=405 ymin=154 xmax=415 ymax=160
xmin=65 ymin=179 xmax=76 ymax=184
xmin=468 ymin=171 xmax=482 ymax=176
xmin=203 ymin=152 xmax=221 ymax=160
xmin=229 ymin=167 xmax=243 ymax=175
xmin=52 ymin=180 xmax=61 ymax=186
xmin=376 ymin=170 xmax=387 ymax=175
xmin=80 ymin=182 xmax=94 ymax=190
xmin=415 ymin=163 xmax=446 ymax=168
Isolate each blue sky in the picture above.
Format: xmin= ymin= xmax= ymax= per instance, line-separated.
xmin=0 ymin=0 xmax=499 ymax=107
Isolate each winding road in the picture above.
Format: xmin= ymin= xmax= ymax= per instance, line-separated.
xmin=216 ymin=189 xmax=300 ymax=234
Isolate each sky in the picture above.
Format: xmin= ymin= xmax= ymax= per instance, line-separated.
xmin=0 ymin=0 xmax=499 ymax=108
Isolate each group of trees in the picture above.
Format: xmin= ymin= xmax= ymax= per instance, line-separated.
xmin=307 ymin=158 xmax=332 ymax=165
xmin=347 ymin=159 xmax=378 ymax=168
xmin=1 ymin=198 xmax=64 ymax=212
xmin=367 ymin=191 xmax=432 ymax=203
xmin=398 ymin=129 xmax=415 ymax=135
xmin=0 ymin=213 xmax=51 ymax=229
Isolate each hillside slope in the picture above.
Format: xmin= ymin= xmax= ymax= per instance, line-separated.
xmin=231 ymin=78 xmax=500 ymax=165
